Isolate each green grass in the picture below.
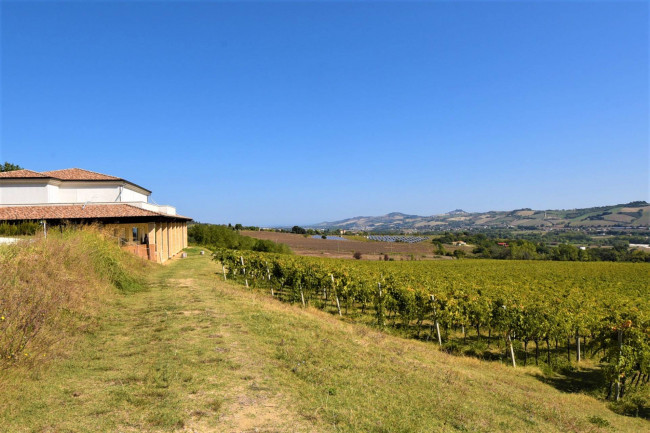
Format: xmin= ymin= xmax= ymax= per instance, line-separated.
xmin=1 ymin=247 xmax=648 ymax=432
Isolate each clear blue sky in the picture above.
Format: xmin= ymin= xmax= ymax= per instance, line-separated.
xmin=1 ymin=1 xmax=648 ymax=226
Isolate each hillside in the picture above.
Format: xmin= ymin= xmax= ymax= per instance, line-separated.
xmin=2 ymin=248 xmax=647 ymax=432
xmin=309 ymin=201 xmax=650 ymax=232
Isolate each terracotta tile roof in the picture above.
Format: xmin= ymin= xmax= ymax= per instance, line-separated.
xmin=0 ymin=204 xmax=191 ymax=221
xmin=0 ymin=168 xmax=152 ymax=193
xmin=40 ymin=168 xmax=120 ymax=181
xmin=0 ymin=169 xmax=48 ymax=178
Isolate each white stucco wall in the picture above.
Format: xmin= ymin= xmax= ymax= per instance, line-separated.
xmin=0 ymin=184 xmax=50 ymax=204
xmin=58 ymin=185 xmax=121 ymax=203
xmin=0 ymin=182 xmax=150 ymax=205
xmin=121 ymin=187 xmax=148 ymax=203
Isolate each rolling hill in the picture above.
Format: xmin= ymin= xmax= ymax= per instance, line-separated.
xmin=308 ymin=201 xmax=650 ymax=232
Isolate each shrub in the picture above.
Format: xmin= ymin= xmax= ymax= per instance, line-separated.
xmin=353 ymin=252 xmax=362 ymax=260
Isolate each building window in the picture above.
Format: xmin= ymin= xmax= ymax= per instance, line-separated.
xmin=132 ymin=227 xmax=138 ymax=242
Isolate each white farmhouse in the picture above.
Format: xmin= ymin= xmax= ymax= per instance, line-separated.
xmin=0 ymin=168 xmax=190 ymax=262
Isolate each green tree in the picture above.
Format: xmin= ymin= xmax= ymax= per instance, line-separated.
xmin=510 ymin=240 xmax=538 ymax=260
xmin=292 ymin=226 xmax=307 ymax=234
xmin=551 ymin=244 xmax=579 ymax=261
xmin=1 ymin=162 xmax=22 ymax=172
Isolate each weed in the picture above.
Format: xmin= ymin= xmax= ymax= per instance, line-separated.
xmin=588 ymin=415 xmax=611 ymax=427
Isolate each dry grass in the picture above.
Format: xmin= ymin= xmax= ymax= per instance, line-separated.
xmin=0 ymin=227 xmax=148 ymax=369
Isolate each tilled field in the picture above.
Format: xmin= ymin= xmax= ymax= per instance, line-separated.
xmin=241 ymin=230 xmax=451 ymax=260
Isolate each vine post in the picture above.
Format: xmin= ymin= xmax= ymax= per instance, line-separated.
xmin=376 ymin=282 xmax=385 ymax=328
xmin=331 ymin=274 xmax=342 ymax=316
xmin=615 ymin=328 xmax=623 ymax=401
xmin=507 ymin=333 xmax=516 ymax=368
xmin=240 ymin=256 xmax=248 ymax=288
xmin=430 ymin=294 xmax=442 ymax=346
xmin=266 ymin=262 xmax=274 ymax=296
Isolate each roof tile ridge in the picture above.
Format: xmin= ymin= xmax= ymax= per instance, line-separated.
xmin=0 ymin=168 xmax=46 ymax=176
xmin=43 ymin=168 xmax=121 ymax=180
xmin=73 ymin=167 xmax=121 ymax=179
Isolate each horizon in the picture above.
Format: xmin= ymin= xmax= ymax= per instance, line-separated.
xmin=1 ymin=1 xmax=648 ymax=226
xmin=212 ymin=199 xmax=650 ymax=228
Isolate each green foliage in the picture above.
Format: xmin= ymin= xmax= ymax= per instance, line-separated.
xmin=214 ymin=249 xmax=650 ymax=409
xmin=552 ymin=244 xmax=580 ymax=261
xmin=453 ymin=249 xmax=466 ymax=259
xmin=188 ymin=223 xmax=291 ymax=254
xmin=0 ymin=221 xmax=40 ymax=236
xmin=0 ymin=162 xmax=22 ymax=172
xmin=291 ymin=226 xmax=307 ymax=234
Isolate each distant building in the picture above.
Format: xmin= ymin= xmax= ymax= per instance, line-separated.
xmin=452 ymin=241 xmax=467 ymax=246
xmin=0 ymin=168 xmax=190 ymax=263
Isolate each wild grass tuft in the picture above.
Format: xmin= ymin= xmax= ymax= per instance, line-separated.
xmin=0 ymin=226 xmax=149 ymax=370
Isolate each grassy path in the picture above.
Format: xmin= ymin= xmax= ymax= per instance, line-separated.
xmin=1 ymin=248 xmax=648 ymax=432
xmin=1 ymin=248 xmax=313 ymax=432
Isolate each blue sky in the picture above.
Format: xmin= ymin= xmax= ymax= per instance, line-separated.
xmin=1 ymin=1 xmax=648 ymax=226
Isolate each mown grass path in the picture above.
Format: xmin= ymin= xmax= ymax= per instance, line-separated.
xmin=1 ymin=248 xmax=648 ymax=432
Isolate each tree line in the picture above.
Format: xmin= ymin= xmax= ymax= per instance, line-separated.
xmin=434 ymin=232 xmax=650 ymax=262
xmin=188 ymin=223 xmax=292 ymax=254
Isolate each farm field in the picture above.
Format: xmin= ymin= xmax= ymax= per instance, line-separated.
xmin=241 ymin=230 xmax=449 ymax=260
xmin=2 ymin=248 xmax=649 ymax=432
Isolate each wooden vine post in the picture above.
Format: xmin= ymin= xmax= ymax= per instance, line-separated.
xmin=331 ymin=274 xmax=342 ymax=316
xmin=377 ymin=281 xmax=385 ymax=328
xmin=615 ymin=328 xmax=623 ymax=401
xmin=240 ymin=256 xmax=248 ymax=288
xmin=430 ymin=294 xmax=442 ymax=346
xmin=507 ymin=333 xmax=517 ymax=368
xmin=265 ymin=261 xmax=273 ymax=297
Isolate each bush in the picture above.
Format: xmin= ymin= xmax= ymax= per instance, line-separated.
xmin=353 ymin=251 xmax=362 ymax=260
xmin=453 ymin=249 xmax=466 ymax=259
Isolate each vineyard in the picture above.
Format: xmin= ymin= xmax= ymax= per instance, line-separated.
xmin=214 ymin=250 xmax=650 ymax=406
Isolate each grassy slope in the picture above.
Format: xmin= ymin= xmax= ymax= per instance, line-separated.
xmin=1 ymin=248 xmax=648 ymax=432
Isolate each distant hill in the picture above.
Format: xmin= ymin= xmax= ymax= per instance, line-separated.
xmin=308 ymin=201 xmax=650 ymax=231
